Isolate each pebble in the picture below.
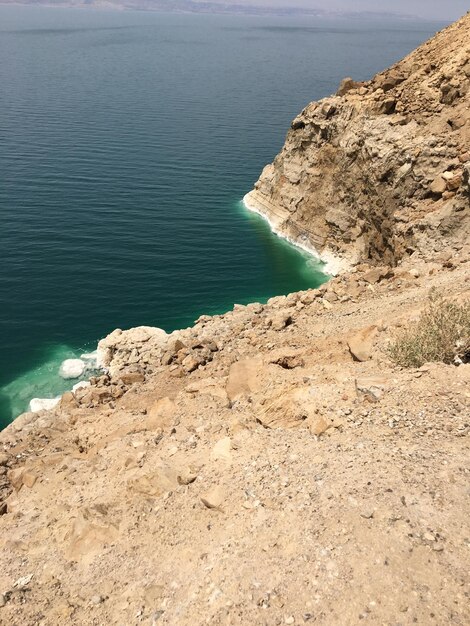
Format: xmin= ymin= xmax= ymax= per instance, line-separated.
xmin=91 ymin=595 xmax=104 ymax=605
xmin=0 ymin=594 xmax=5 ymax=608
xmin=201 ymin=485 xmax=225 ymax=510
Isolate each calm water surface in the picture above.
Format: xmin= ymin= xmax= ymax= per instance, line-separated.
xmin=0 ymin=7 xmax=445 ymax=424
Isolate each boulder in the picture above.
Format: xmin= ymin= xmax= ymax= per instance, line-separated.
xmin=144 ymin=397 xmax=177 ymax=431
xmin=200 ymin=485 xmax=225 ymax=510
xmin=226 ymin=356 xmax=264 ymax=402
xmin=267 ymin=311 xmax=293 ymax=330
xmin=337 ymin=77 xmax=363 ymax=96
xmin=119 ymin=370 xmax=145 ymax=385
xmin=347 ymin=326 xmax=378 ymax=362
xmin=211 ymin=437 xmax=232 ymax=464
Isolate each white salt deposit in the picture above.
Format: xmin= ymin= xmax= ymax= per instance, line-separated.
xmin=29 ymin=397 xmax=60 ymax=413
xmin=59 ymin=358 xmax=86 ymax=379
xmin=72 ymin=380 xmax=91 ymax=392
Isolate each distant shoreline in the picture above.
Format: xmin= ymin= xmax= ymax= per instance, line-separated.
xmin=0 ymin=1 xmax=449 ymax=23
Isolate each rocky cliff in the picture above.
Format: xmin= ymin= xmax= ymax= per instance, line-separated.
xmin=245 ymin=14 xmax=470 ymax=271
xmin=0 ymin=15 xmax=469 ymax=626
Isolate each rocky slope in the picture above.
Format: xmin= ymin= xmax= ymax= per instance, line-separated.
xmin=245 ymin=13 xmax=470 ymax=271
xmin=0 ymin=14 xmax=469 ymax=626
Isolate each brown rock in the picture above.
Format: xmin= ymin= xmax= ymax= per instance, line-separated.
xmin=22 ymin=471 xmax=38 ymax=489
xmin=362 ymin=267 xmax=393 ymax=284
xmin=308 ymin=415 xmax=329 ymax=436
xmin=268 ymin=311 xmax=293 ymax=330
xmin=337 ymin=77 xmax=363 ymax=96
xmin=355 ymin=377 xmax=390 ymax=402
xmin=182 ymin=354 xmax=202 ymax=373
xmin=60 ymin=391 xmax=79 ymax=410
xmin=200 ymin=485 xmax=225 ymax=510
xmin=144 ymin=397 xmax=177 ymax=431
xmin=119 ymin=371 xmax=145 ymax=385
xmin=347 ymin=326 xmax=378 ymax=362
xmin=226 ymin=356 xmax=264 ymax=402
xmin=430 ymin=176 xmax=447 ymax=196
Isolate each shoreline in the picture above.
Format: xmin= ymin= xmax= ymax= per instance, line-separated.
xmin=242 ymin=192 xmax=350 ymax=277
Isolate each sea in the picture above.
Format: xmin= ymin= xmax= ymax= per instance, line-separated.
xmin=0 ymin=6 xmax=446 ymax=426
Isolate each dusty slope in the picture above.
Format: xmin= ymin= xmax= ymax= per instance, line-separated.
xmin=0 ymin=14 xmax=469 ymax=626
xmin=245 ymin=13 xmax=470 ymax=271
xmin=0 ymin=253 xmax=469 ymax=626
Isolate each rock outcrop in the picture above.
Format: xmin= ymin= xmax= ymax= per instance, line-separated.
xmin=245 ymin=14 xmax=470 ymax=271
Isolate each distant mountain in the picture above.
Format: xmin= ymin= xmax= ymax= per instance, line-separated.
xmin=0 ymin=0 xmax=421 ymax=21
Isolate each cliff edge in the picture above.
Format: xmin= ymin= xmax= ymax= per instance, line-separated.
xmin=245 ymin=13 xmax=470 ymax=270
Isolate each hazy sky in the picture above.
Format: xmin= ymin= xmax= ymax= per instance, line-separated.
xmin=209 ymin=1 xmax=469 ymax=21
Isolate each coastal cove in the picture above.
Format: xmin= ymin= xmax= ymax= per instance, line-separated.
xmin=0 ymin=7 xmax=446 ymax=425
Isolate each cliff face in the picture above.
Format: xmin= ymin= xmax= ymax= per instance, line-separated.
xmin=245 ymin=14 xmax=470 ymax=270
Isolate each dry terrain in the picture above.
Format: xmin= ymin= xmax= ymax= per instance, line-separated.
xmin=0 ymin=13 xmax=469 ymax=626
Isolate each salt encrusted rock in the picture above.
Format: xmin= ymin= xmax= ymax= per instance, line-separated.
xmin=59 ymin=359 xmax=86 ymax=380
xmin=97 ymin=326 xmax=169 ymax=376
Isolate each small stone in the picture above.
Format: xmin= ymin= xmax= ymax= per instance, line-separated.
xmin=91 ymin=595 xmax=104 ymax=605
xmin=211 ymin=437 xmax=232 ymax=464
xmin=182 ymin=354 xmax=201 ymax=373
xmin=348 ymin=326 xmax=378 ymax=362
xmin=13 ymin=574 xmax=33 ymax=589
xmin=119 ymin=371 xmax=145 ymax=385
xmin=430 ymin=175 xmax=446 ymax=196
xmin=285 ymin=616 xmax=295 ymax=625
xmin=360 ymin=509 xmax=374 ymax=519
xmin=0 ymin=593 xmax=5 ymax=607
xmin=308 ymin=416 xmax=329 ymax=436
xmin=177 ymin=472 xmax=197 ymax=486
xmin=201 ymin=485 xmax=224 ymax=510
xmin=22 ymin=471 xmax=37 ymax=489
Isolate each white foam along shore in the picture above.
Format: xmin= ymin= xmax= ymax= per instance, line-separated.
xmin=28 ymin=352 xmax=98 ymax=413
xmin=242 ymin=192 xmax=350 ymax=277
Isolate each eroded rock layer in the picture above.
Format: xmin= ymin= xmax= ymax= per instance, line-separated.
xmin=245 ymin=14 xmax=470 ymax=270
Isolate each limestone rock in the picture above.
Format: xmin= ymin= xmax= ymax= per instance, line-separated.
xmin=355 ymin=377 xmax=390 ymax=402
xmin=430 ymin=176 xmax=447 ymax=196
xmin=211 ymin=437 xmax=232 ymax=464
xmin=245 ymin=14 xmax=469 ymax=269
xmin=119 ymin=370 xmax=145 ymax=385
xmin=200 ymin=485 xmax=225 ymax=510
xmin=337 ymin=77 xmax=363 ymax=96
xmin=348 ymin=326 xmax=378 ymax=362
xmin=226 ymin=356 xmax=264 ymax=402
xmin=144 ymin=397 xmax=177 ymax=431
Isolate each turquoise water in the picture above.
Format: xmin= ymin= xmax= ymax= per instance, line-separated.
xmin=0 ymin=7 xmax=445 ymax=425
